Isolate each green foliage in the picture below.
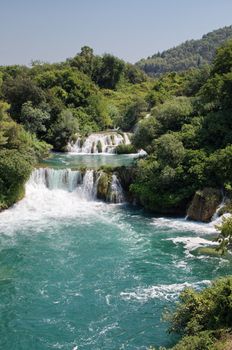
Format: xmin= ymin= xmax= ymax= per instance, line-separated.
xmin=151 ymin=97 xmax=193 ymax=132
xmin=95 ymin=54 xmax=125 ymax=89
xmin=0 ymin=105 xmax=51 ymax=209
xmin=161 ymin=277 xmax=232 ymax=350
xmin=133 ymin=116 xmax=161 ymax=151
xmin=212 ymin=40 xmax=232 ymax=75
xmin=20 ymin=101 xmax=50 ymax=134
xmin=46 ymin=109 xmax=79 ymax=151
xmin=120 ymin=98 xmax=148 ymax=131
xmin=0 ymin=149 xmax=32 ymax=209
xmin=171 ymin=331 xmax=217 ymax=350
xmin=115 ymin=144 xmax=136 ymax=154
xmin=131 ymin=39 xmax=232 ymax=214
xmin=0 ymin=48 xmax=149 ymax=150
xmin=137 ymin=25 xmax=232 ymax=76
xmin=2 ymin=37 xmax=232 ymax=215
xmin=215 ymin=216 xmax=232 ymax=254
xmin=168 ymin=277 xmax=232 ymax=336
xmin=3 ymin=75 xmax=45 ymax=118
xmin=154 ymin=134 xmax=185 ymax=167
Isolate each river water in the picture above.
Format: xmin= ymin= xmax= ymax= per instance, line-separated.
xmin=0 ymin=155 xmax=231 ymax=350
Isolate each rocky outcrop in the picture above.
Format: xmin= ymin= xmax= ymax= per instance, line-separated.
xmin=96 ymin=172 xmax=111 ymax=201
xmin=187 ymin=188 xmax=222 ymax=222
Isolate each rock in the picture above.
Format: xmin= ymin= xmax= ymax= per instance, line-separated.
xmin=96 ymin=172 xmax=111 ymax=201
xmin=187 ymin=188 xmax=222 ymax=222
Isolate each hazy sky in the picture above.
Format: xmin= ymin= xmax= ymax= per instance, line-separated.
xmin=0 ymin=0 xmax=232 ymax=65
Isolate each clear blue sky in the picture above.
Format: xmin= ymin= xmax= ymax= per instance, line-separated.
xmin=0 ymin=0 xmax=232 ymax=65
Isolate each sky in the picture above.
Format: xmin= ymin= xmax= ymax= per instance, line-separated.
xmin=0 ymin=0 xmax=232 ymax=66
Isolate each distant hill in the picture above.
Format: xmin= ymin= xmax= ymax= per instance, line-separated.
xmin=136 ymin=25 xmax=232 ymax=76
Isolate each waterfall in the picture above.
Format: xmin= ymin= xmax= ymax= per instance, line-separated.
xmin=29 ymin=168 xmax=83 ymax=192
xmin=79 ymin=170 xmax=97 ymax=200
xmin=27 ymin=168 xmax=125 ymax=204
xmin=67 ymin=132 xmax=131 ymax=154
xmin=28 ymin=168 xmax=97 ymax=200
xmin=109 ymin=174 xmax=125 ymax=204
xmin=123 ymin=133 xmax=131 ymax=145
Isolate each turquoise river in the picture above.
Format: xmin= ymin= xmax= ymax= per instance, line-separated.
xmin=0 ymin=154 xmax=231 ymax=349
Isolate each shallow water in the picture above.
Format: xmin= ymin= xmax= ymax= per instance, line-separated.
xmin=0 ymin=164 xmax=231 ymax=349
xmin=41 ymin=152 xmax=138 ymax=169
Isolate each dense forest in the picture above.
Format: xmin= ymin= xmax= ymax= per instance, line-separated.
xmin=136 ymin=25 xmax=232 ymax=76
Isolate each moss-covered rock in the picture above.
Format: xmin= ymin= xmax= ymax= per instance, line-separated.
xmin=187 ymin=188 xmax=222 ymax=222
xmin=96 ymin=140 xmax=102 ymax=153
xmin=195 ymin=247 xmax=222 ymax=257
xmin=96 ymin=172 xmax=111 ymax=201
xmin=110 ymin=134 xmax=115 ymax=145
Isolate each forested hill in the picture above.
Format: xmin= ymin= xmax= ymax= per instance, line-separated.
xmin=136 ymin=25 xmax=232 ymax=76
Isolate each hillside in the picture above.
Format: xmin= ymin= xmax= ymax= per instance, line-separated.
xmin=136 ymin=25 xmax=232 ymax=76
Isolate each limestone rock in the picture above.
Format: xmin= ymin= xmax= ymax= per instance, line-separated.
xmin=187 ymin=188 xmax=222 ymax=222
xmin=96 ymin=172 xmax=111 ymax=201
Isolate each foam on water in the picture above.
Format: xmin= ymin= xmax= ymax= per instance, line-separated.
xmin=0 ymin=169 xmax=107 ymax=234
xmin=120 ymin=280 xmax=211 ymax=302
xmin=151 ymin=217 xmax=218 ymax=234
xmin=0 ymin=168 xmax=128 ymax=235
xmin=165 ymin=236 xmax=217 ymax=252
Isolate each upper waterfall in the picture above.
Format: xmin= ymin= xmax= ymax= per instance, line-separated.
xmin=67 ymin=132 xmax=131 ymax=154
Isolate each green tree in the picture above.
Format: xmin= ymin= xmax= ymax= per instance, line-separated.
xmin=154 ymin=134 xmax=185 ymax=167
xmin=47 ymin=109 xmax=79 ymax=151
xmin=95 ymin=54 xmax=125 ymax=89
xmin=3 ymin=75 xmax=45 ymax=118
xmin=20 ymin=101 xmax=50 ymax=135
xmin=133 ymin=116 xmax=161 ymax=151
xmin=152 ymin=97 xmax=193 ymax=132
xmin=121 ymin=98 xmax=148 ymax=131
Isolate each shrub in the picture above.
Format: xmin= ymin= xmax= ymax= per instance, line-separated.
xmin=115 ymin=144 xmax=136 ymax=154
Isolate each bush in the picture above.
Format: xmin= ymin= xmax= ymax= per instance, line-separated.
xmin=171 ymin=331 xmax=216 ymax=350
xmin=115 ymin=144 xmax=136 ymax=154
xmin=215 ymin=216 xmax=232 ymax=254
xmin=0 ymin=149 xmax=32 ymax=209
xmin=168 ymin=277 xmax=232 ymax=336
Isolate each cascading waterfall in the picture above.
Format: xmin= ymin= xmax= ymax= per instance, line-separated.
xmin=81 ymin=170 xmax=97 ymax=200
xmin=67 ymin=132 xmax=131 ymax=154
xmin=29 ymin=168 xmax=83 ymax=192
xmin=27 ymin=168 xmax=125 ymax=204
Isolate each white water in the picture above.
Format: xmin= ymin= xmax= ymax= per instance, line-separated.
xmin=165 ymin=236 xmax=217 ymax=252
xmin=0 ymin=168 xmax=127 ymax=235
xmin=30 ymin=168 xmax=83 ymax=192
xmin=109 ymin=174 xmax=125 ymax=203
xmin=120 ymin=280 xmax=211 ymax=302
xmin=67 ymin=132 xmax=131 ymax=154
xmin=29 ymin=168 xmax=124 ymax=202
